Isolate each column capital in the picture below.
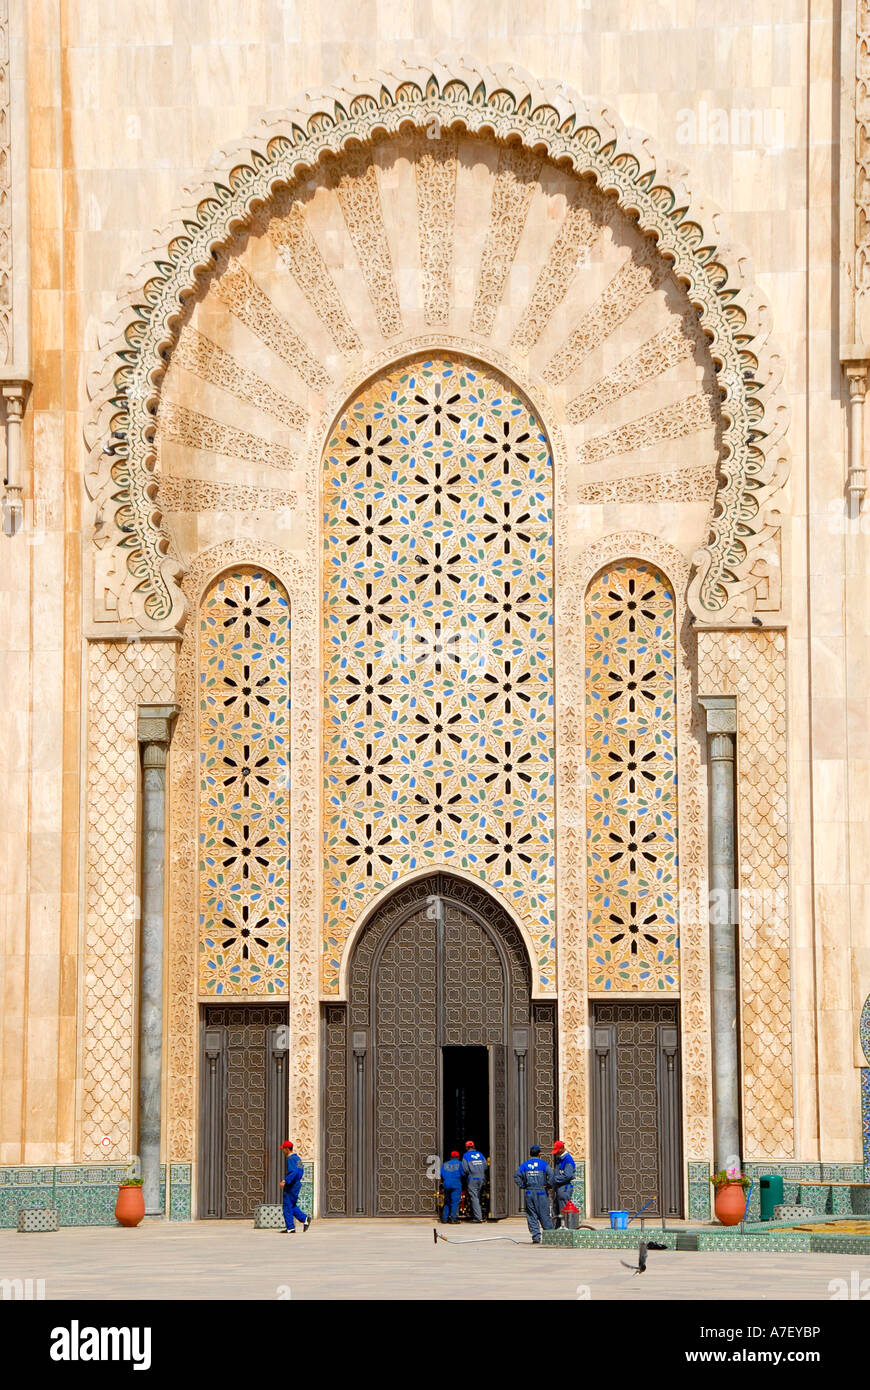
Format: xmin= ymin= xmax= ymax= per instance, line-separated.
xmin=137 ymin=703 xmax=180 ymax=749
xmin=1 ymin=379 xmax=30 ymax=417
xmin=698 ymin=694 xmax=737 ymax=735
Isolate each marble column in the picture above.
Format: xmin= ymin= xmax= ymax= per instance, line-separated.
xmin=843 ymin=360 xmax=868 ymax=512
xmin=1 ymin=380 xmax=29 ymax=534
xmin=137 ymin=704 xmax=179 ymax=1215
xmin=699 ymin=696 xmax=740 ymax=1171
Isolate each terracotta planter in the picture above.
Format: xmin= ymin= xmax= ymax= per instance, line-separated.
xmin=714 ymin=1181 xmax=748 ymax=1226
xmin=115 ymin=1184 xmax=145 ymax=1228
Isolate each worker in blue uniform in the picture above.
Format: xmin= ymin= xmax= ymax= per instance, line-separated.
xmin=514 ymin=1144 xmax=555 ymax=1244
xmin=279 ymin=1140 xmax=311 ymax=1234
xmin=462 ymin=1140 xmax=488 ymax=1222
xmin=551 ymin=1139 xmax=576 ymax=1226
xmin=440 ymin=1150 xmax=464 ymax=1224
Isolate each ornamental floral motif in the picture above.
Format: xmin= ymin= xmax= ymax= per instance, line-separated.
xmin=585 ymin=561 xmax=680 ymax=991
xmin=323 ymin=355 xmax=555 ymax=990
xmin=198 ymin=568 xmax=290 ymax=993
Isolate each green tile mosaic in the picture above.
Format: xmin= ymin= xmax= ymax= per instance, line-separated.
xmin=696 ymin=1232 xmax=813 ymax=1253
xmin=540 ymin=1229 xmax=679 ymax=1250
xmin=169 ymin=1163 xmax=192 ymax=1222
xmin=809 ymin=1234 xmax=870 ymax=1255
xmin=573 ymin=1161 xmax=586 ymax=1216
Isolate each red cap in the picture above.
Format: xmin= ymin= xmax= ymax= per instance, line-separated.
xmin=552 ymin=1140 xmax=565 ymax=1154
xmin=450 ymin=1151 xmax=460 ymax=1159
xmin=465 ymin=1140 xmax=475 ymax=1149
xmin=281 ymin=1141 xmax=293 ymax=1150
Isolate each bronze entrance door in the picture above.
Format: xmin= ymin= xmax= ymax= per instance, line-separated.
xmin=591 ymin=1002 xmax=683 ymax=1218
xmin=198 ymin=1004 xmax=288 ymax=1218
xmin=321 ymin=873 xmax=557 ymax=1216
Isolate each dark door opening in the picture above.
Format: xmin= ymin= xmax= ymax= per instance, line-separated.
xmin=442 ymin=1046 xmax=489 ymax=1157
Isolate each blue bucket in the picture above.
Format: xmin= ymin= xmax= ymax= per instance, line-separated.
xmin=609 ymin=1210 xmax=629 ymax=1229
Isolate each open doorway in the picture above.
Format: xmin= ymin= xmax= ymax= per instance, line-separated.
xmin=442 ymin=1046 xmax=490 ymax=1157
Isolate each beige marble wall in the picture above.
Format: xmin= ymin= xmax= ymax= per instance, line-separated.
xmin=0 ymin=0 xmax=866 ymax=1163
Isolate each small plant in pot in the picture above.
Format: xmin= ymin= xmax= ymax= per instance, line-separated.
xmin=115 ymin=1172 xmax=145 ymax=1229
xmin=710 ymin=1166 xmax=751 ymax=1226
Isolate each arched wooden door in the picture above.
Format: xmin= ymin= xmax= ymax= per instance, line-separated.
xmin=322 ymin=873 xmax=557 ymax=1216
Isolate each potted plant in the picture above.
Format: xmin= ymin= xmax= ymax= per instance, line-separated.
xmin=115 ymin=1175 xmax=145 ymax=1228
xmin=710 ymin=1166 xmax=751 ymax=1226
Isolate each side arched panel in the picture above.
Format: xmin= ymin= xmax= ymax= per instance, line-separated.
xmin=197 ymin=567 xmax=291 ymax=995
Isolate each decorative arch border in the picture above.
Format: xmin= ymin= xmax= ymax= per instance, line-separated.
xmin=166 ymin=539 xmax=320 ymax=1167
xmin=557 ymin=530 xmax=711 ymax=1162
xmin=334 ymin=861 xmax=541 ymax=1003
xmin=84 ymin=57 xmax=789 ymax=633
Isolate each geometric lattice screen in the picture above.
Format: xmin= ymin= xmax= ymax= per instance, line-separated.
xmin=198 ymin=567 xmax=291 ymax=994
xmin=585 ymin=560 xmax=680 ymax=991
xmin=322 ymin=354 xmax=555 ymax=993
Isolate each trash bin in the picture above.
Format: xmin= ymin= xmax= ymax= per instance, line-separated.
xmin=759 ymin=1174 xmax=783 ymax=1221
xmin=609 ymin=1209 xmax=629 ymax=1229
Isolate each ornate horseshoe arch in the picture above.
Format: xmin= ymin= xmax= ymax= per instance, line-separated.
xmin=79 ymin=58 xmax=794 ymax=1179
xmin=84 ymin=57 xmax=790 ymax=635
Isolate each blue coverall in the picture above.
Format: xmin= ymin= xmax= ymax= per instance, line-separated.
xmin=462 ymin=1149 xmax=488 ymax=1222
xmin=440 ymin=1158 xmax=464 ymax=1223
xmin=552 ymin=1149 xmax=576 ymax=1223
xmin=514 ymin=1157 xmax=555 ymax=1242
xmin=281 ymin=1152 xmax=308 ymax=1232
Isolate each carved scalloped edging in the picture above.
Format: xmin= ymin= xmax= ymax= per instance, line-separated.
xmin=84 ymin=57 xmax=790 ymax=630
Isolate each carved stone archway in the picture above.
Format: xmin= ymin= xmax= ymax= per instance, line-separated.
xmin=78 ymin=60 xmax=792 ymax=1182
xmin=84 ymin=58 xmax=790 ymax=635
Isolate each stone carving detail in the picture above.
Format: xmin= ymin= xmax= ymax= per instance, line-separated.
xmin=745 ymin=509 xmax=783 ymax=613
xmin=167 ymin=541 xmax=319 ymax=1161
xmin=512 ymin=184 xmax=610 ymax=355
xmin=268 ymin=202 xmax=363 ymax=356
xmin=158 ymin=400 xmax=298 ymax=471
xmin=471 ymin=145 xmax=541 ymax=338
xmin=577 ymin=393 xmax=716 ymax=467
xmin=328 ymin=145 xmax=403 ymax=340
xmin=576 ymin=464 xmax=714 ymax=506
xmin=81 ymin=641 xmax=177 ymax=1160
xmin=213 ymin=256 xmax=332 ymax=393
xmin=158 ymin=476 xmax=298 ymax=514
xmin=172 ymin=327 xmax=308 ymax=430
xmin=544 ymin=245 xmax=668 ymax=386
xmin=697 ymin=628 xmax=793 ymax=1159
xmin=84 ymin=61 xmax=790 ymax=631
xmin=0 ymin=4 xmax=11 ymax=363
xmin=414 ymin=130 xmax=457 ymax=325
xmin=567 ymin=312 xmax=699 ymax=424
xmin=567 ymin=533 xmax=711 ymax=1159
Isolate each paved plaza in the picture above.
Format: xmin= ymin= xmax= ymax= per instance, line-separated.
xmin=1 ymin=1219 xmax=868 ymax=1301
